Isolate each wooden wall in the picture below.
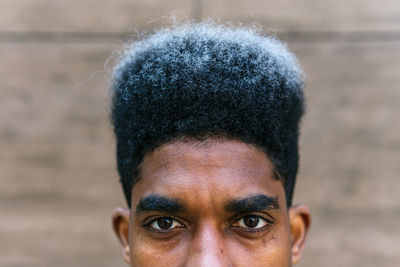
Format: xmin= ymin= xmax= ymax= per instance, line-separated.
xmin=1 ymin=1 xmax=399 ymax=266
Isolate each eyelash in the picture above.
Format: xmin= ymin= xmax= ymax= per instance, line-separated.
xmin=143 ymin=216 xmax=186 ymax=232
xmin=231 ymin=215 xmax=274 ymax=232
xmin=143 ymin=214 xmax=273 ymax=233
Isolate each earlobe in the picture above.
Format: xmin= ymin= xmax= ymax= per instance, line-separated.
xmin=112 ymin=207 xmax=131 ymax=264
xmin=289 ymin=204 xmax=311 ymax=264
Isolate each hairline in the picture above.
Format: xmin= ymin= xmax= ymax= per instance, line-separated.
xmin=132 ymin=136 xmax=286 ymax=202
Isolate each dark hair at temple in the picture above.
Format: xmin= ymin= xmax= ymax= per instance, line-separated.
xmin=110 ymin=22 xmax=305 ymax=207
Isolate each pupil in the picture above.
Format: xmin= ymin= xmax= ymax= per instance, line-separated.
xmin=244 ymin=216 xmax=259 ymax=228
xmin=157 ymin=218 xmax=173 ymax=229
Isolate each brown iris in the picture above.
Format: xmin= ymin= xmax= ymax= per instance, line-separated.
xmin=157 ymin=218 xmax=174 ymax=229
xmin=243 ymin=215 xmax=260 ymax=228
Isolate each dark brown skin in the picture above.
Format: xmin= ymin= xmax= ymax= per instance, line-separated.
xmin=113 ymin=139 xmax=310 ymax=266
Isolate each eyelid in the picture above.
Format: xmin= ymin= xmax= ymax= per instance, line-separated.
xmin=143 ymin=216 xmax=186 ymax=231
xmin=230 ymin=213 xmax=274 ymax=231
xmin=228 ymin=211 xmax=275 ymax=223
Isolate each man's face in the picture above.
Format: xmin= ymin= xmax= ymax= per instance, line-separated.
xmin=113 ymin=140 xmax=310 ymax=266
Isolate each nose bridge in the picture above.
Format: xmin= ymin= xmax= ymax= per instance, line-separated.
xmin=185 ymin=221 xmax=231 ymax=267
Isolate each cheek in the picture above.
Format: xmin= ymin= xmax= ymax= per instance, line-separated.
xmin=225 ymin=227 xmax=292 ymax=266
xmin=130 ymin=243 xmax=184 ymax=267
xmin=129 ymin=227 xmax=292 ymax=267
xmin=129 ymin=228 xmax=186 ymax=266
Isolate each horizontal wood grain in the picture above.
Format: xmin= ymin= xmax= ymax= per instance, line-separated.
xmin=0 ymin=0 xmax=191 ymax=33
xmin=1 ymin=0 xmax=400 ymax=34
xmin=202 ymin=0 xmax=400 ymax=33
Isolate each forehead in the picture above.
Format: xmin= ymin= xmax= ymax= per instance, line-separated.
xmin=132 ymin=139 xmax=286 ymax=206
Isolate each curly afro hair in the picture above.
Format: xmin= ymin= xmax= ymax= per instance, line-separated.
xmin=110 ymin=22 xmax=305 ymax=207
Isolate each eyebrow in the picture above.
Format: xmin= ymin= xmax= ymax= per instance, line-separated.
xmin=135 ymin=194 xmax=185 ymax=214
xmin=225 ymin=194 xmax=280 ymax=213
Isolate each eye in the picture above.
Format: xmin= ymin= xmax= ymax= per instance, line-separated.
xmin=147 ymin=217 xmax=184 ymax=231
xmin=233 ymin=215 xmax=271 ymax=229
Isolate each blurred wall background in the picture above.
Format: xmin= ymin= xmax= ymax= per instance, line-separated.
xmin=1 ymin=1 xmax=399 ymax=266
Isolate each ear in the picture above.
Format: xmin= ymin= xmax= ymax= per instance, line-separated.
xmin=288 ymin=204 xmax=311 ymax=264
xmin=112 ymin=207 xmax=131 ymax=264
